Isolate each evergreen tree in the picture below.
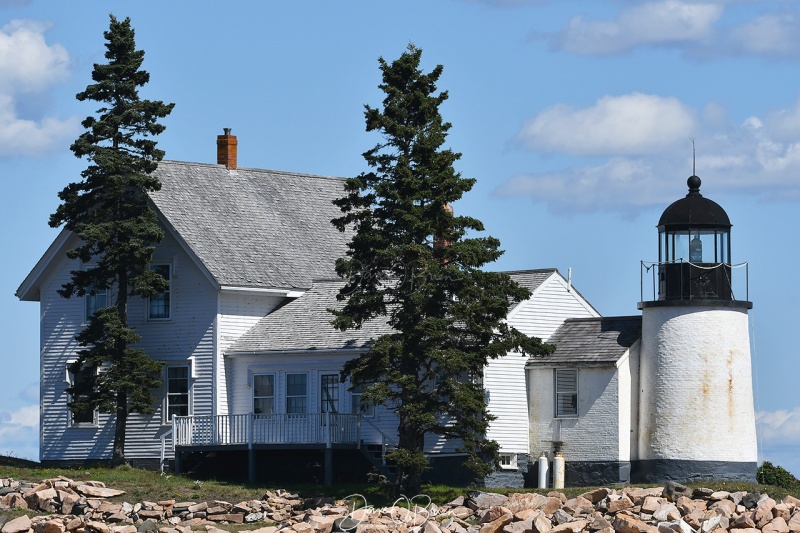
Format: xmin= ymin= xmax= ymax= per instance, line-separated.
xmin=49 ymin=15 xmax=174 ymax=465
xmin=332 ymin=45 xmax=551 ymax=493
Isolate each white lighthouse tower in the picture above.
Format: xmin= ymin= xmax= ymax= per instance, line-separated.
xmin=636 ymin=175 xmax=757 ymax=481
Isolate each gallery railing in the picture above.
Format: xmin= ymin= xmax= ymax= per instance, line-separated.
xmin=640 ymin=260 xmax=749 ymax=303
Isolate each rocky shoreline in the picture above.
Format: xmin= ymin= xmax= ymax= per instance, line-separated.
xmin=1 ymin=476 xmax=799 ymax=533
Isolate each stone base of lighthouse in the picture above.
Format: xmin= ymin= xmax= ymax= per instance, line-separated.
xmin=636 ymin=301 xmax=757 ymax=482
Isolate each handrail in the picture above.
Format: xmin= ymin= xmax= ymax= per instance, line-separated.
xmin=160 ymin=427 xmax=173 ymax=473
xmin=360 ymin=416 xmax=398 ymax=465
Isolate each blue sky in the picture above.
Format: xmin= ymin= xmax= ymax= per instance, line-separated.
xmin=1 ymin=0 xmax=798 ymax=476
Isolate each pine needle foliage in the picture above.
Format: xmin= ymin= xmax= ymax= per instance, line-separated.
xmin=49 ymin=15 xmax=174 ymax=465
xmin=331 ymin=45 xmax=552 ymax=494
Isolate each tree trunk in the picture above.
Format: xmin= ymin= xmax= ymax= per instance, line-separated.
xmin=111 ymin=267 xmax=129 ymax=465
xmin=111 ymin=391 xmax=128 ymax=466
xmin=395 ymin=413 xmax=425 ymax=495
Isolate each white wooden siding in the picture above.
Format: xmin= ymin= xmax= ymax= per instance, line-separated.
xmin=38 ymin=233 xmax=218 ymax=461
xmin=227 ymin=353 xmax=398 ymax=445
xmin=485 ymin=273 xmax=599 ymax=454
xmin=216 ymin=293 xmax=284 ymax=416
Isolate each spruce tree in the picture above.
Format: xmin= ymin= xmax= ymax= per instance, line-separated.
xmin=332 ymin=45 xmax=551 ymax=493
xmin=49 ymin=15 xmax=174 ymax=465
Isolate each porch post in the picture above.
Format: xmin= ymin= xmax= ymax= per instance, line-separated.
xmin=248 ymin=412 xmax=255 ymax=484
xmin=324 ymin=412 xmax=333 ymax=486
xmin=324 ymin=447 xmax=333 ymax=486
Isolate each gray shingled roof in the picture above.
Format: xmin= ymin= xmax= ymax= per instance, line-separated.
xmin=505 ymin=269 xmax=556 ymax=308
xmin=150 ymin=161 xmax=351 ymax=290
xmin=228 ymin=269 xmax=567 ymax=354
xmin=227 ymin=279 xmax=392 ymax=353
xmin=529 ymin=316 xmax=642 ymax=365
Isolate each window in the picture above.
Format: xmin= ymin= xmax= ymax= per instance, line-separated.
xmin=66 ymin=363 xmax=96 ymax=426
xmin=350 ymin=384 xmax=375 ymax=417
xmin=286 ymin=373 xmax=307 ymax=414
xmin=499 ymin=453 xmax=518 ymax=470
xmin=320 ymin=374 xmax=339 ymax=413
xmin=149 ymin=264 xmax=171 ymax=320
xmin=84 ymin=286 xmax=108 ymax=323
xmin=253 ymin=374 xmax=275 ymax=415
xmin=555 ymin=369 xmax=578 ymax=418
xmin=165 ymin=366 xmax=189 ymax=421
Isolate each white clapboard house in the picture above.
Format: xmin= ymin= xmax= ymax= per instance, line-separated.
xmin=18 ymin=131 xmax=757 ymax=486
xmin=17 ymin=130 xmax=604 ymax=485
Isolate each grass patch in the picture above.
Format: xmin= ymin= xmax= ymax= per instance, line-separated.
xmin=2 ymin=459 xmax=799 ymax=507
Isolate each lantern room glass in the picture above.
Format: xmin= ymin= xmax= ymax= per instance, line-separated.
xmin=659 ymin=229 xmax=730 ymax=264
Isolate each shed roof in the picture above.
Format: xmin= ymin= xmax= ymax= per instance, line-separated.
xmin=528 ymin=316 xmax=642 ymax=365
xmin=227 ymin=279 xmax=391 ymax=354
xmin=228 ymin=269 xmax=564 ymax=354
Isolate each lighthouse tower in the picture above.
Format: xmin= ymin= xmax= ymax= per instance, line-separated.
xmin=636 ymin=175 xmax=757 ymax=482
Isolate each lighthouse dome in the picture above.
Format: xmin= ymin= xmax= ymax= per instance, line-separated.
xmin=658 ymin=175 xmax=730 ymax=231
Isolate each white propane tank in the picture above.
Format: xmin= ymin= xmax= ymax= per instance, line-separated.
xmin=553 ymin=451 xmax=565 ymax=489
xmin=537 ymin=452 xmax=549 ymax=489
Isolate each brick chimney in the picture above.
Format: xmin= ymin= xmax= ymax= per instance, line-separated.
xmin=433 ymin=204 xmax=455 ymax=251
xmin=216 ymin=128 xmax=238 ymax=169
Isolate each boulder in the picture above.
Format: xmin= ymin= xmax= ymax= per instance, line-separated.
xmin=579 ymin=489 xmax=609 ymax=505
xmin=612 ymin=514 xmax=655 ymax=533
xmin=467 ymin=492 xmax=509 ymax=511
xmin=2 ymin=515 xmax=31 ymax=533
xmin=77 ymin=486 xmax=125 ymax=498
xmin=663 ymin=483 xmax=691 ymax=503
xmin=506 ymin=494 xmax=550 ymax=513
xmin=763 ymin=518 xmax=791 ymax=533
xmin=479 ymin=512 xmax=513 ymax=533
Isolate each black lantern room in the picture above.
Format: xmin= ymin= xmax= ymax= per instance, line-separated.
xmin=656 ymin=175 xmax=733 ymax=300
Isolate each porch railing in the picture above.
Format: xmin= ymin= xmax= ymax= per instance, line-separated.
xmin=171 ymin=412 xmax=361 ymax=449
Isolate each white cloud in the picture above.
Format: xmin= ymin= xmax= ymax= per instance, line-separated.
xmin=0 ymin=20 xmax=78 ymax=157
xmin=516 ymin=93 xmax=697 ymax=156
xmin=499 ymin=95 xmax=800 ymax=212
xmin=757 ymin=406 xmax=800 ymax=446
xmin=551 ymin=1 xmax=722 ymax=55
xmin=0 ymin=94 xmax=79 ymax=156
xmin=0 ymin=403 xmax=38 ymax=461
xmin=731 ymin=12 xmax=800 ymax=59
xmin=545 ymin=2 xmax=800 ymax=61
xmin=496 ymin=157 xmax=681 ymax=213
xmin=0 ymin=20 xmax=69 ymax=94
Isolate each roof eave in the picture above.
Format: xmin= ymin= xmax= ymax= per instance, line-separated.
xmin=225 ymin=347 xmax=368 ymax=357
xmin=16 ymin=229 xmax=73 ymax=302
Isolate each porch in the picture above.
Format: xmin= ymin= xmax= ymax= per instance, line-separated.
xmin=168 ymin=413 xmax=395 ymax=484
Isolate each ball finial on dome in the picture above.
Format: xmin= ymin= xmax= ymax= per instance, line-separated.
xmin=687 ymin=175 xmax=701 ymax=196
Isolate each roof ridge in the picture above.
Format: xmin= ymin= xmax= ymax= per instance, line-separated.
xmin=563 ymin=315 xmax=642 ymax=323
xmin=158 ymin=159 xmax=346 ymax=181
xmin=499 ymin=268 xmax=557 ymax=274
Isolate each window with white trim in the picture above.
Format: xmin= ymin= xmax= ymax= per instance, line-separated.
xmin=499 ymin=453 xmax=518 ymax=470
xmin=148 ymin=264 xmax=171 ymax=320
xmin=320 ymin=374 xmax=339 ymax=413
xmin=253 ymin=374 xmax=275 ymax=415
xmin=84 ymin=286 xmax=108 ymax=323
xmin=350 ymin=384 xmax=375 ymax=417
xmin=165 ymin=365 xmax=189 ymax=421
xmin=66 ymin=362 xmax=97 ymax=426
xmin=555 ymin=368 xmax=578 ymax=418
xmin=286 ymin=373 xmax=307 ymax=414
